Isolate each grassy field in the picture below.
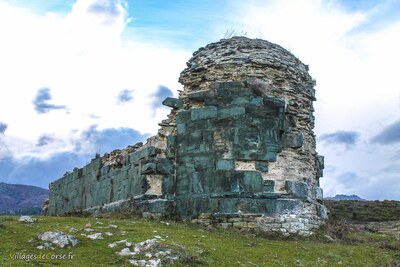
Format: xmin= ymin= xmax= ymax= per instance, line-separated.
xmin=0 ymin=204 xmax=400 ymax=266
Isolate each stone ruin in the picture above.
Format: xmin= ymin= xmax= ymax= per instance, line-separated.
xmin=46 ymin=37 xmax=327 ymax=235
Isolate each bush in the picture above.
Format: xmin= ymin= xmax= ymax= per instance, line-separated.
xmin=324 ymin=219 xmax=359 ymax=240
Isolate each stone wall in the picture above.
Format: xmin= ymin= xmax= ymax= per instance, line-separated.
xmin=47 ymin=37 xmax=327 ymax=235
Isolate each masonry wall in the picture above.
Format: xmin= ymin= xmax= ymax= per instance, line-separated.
xmin=47 ymin=146 xmax=174 ymax=216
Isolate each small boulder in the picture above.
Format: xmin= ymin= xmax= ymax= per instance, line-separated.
xmin=117 ymin=247 xmax=136 ymax=256
xmin=38 ymin=231 xmax=79 ymax=248
xmin=134 ymin=238 xmax=158 ymax=253
xmin=19 ymin=216 xmax=37 ymax=223
xmin=87 ymin=233 xmax=103 ymax=240
xmin=129 ymin=259 xmax=161 ymax=267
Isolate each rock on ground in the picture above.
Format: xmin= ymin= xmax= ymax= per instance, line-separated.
xmin=38 ymin=231 xmax=79 ymax=248
xmin=19 ymin=216 xmax=37 ymax=223
xmin=129 ymin=259 xmax=161 ymax=267
xmin=87 ymin=233 xmax=103 ymax=240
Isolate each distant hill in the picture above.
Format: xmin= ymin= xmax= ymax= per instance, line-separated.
xmin=0 ymin=182 xmax=48 ymax=215
xmin=325 ymin=194 xmax=365 ymax=201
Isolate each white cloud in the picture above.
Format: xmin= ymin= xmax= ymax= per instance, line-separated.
xmin=0 ymin=0 xmax=190 ymax=160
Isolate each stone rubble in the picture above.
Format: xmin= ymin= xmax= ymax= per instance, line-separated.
xmin=129 ymin=259 xmax=161 ymax=267
xmin=37 ymin=231 xmax=79 ymax=248
xmin=110 ymin=236 xmax=179 ymax=266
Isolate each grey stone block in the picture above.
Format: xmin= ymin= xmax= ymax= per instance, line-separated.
xmin=216 ymin=159 xmax=234 ymax=170
xmin=162 ymin=97 xmax=183 ymax=109
xmin=217 ymin=106 xmax=245 ymax=118
xmin=264 ymin=180 xmax=275 ymax=192
xmin=191 ymin=106 xmax=217 ymax=121
xmin=285 ymin=132 xmax=304 ymax=149
xmin=311 ymin=186 xmax=323 ymax=200
xmin=285 ymin=181 xmax=308 ymax=199
xmin=255 ymin=161 xmax=268 ymax=172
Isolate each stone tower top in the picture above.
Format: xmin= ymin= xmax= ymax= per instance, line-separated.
xmin=179 ymin=37 xmax=315 ymax=99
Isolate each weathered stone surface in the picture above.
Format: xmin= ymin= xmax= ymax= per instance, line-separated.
xmin=191 ymin=106 xmax=218 ymax=121
xmin=285 ymin=181 xmax=309 ymax=200
xmin=162 ymin=97 xmax=183 ymax=109
xmin=47 ymin=37 xmax=326 ymax=235
xmin=285 ymin=132 xmax=304 ymax=149
xmin=255 ymin=161 xmax=268 ymax=172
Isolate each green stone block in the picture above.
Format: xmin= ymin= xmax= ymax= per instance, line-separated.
xmin=232 ymin=97 xmax=251 ymax=105
xmin=162 ymin=97 xmax=183 ymax=109
xmin=187 ymin=91 xmax=206 ymax=101
xmin=317 ymin=155 xmax=324 ymax=170
xmin=129 ymin=146 xmax=157 ymax=163
xmin=255 ymin=161 xmax=269 ymax=172
xmin=217 ymin=107 xmax=245 ymax=118
xmin=176 ymin=174 xmax=190 ymax=195
xmin=185 ymin=162 xmax=195 ymax=172
xmin=156 ymin=158 xmax=173 ymax=174
xmin=285 ymin=180 xmax=308 ymax=199
xmin=231 ymin=177 xmax=241 ymax=193
xmin=202 ymin=130 xmax=214 ymax=143
xmin=250 ymin=97 xmax=263 ymax=106
xmin=263 ymin=97 xmax=285 ymax=108
xmin=114 ymin=171 xmax=128 ymax=183
xmin=191 ymin=172 xmax=204 ymax=193
xmin=191 ymin=106 xmax=218 ymax=121
xmin=177 ymin=123 xmax=186 ymax=134
xmin=190 ymin=130 xmax=202 ymax=143
xmin=162 ymin=176 xmax=174 ymax=196
xmin=146 ymin=199 xmax=174 ymax=214
xmin=242 ymin=171 xmax=264 ymax=192
xmin=263 ymin=146 xmax=278 ymax=162
xmin=198 ymin=143 xmax=211 ymax=152
xmin=285 ymin=132 xmax=304 ymax=148
xmin=216 ymin=86 xmax=232 ymax=98
xmin=167 ymin=135 xmax=175 ymax=148
xmin=264 ymin=180 xmax=275 ymax=192
xmin=176 ymin=110 xmax=191 ymax=124
xmin=216 ymin=159 xmax=234 ymax=170
xmin=204 ymin=97 xmax=218 ymax=106
xmin=311 ymin=186 xmax=323 ymax=200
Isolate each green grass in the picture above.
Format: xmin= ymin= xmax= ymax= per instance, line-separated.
xmin=1 ymin=214 xmax=399 ymax=267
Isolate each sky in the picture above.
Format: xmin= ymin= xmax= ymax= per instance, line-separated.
xmin=0 ymin=0 xmax=399 ymax=200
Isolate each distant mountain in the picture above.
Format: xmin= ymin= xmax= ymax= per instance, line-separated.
xmin=0 ymin=182 xmax=49 ymax=215
xmin=325 ymin=194 xmax=365 ymax=201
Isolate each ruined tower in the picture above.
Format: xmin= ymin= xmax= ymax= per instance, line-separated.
xmin=47 ymin=37 xmax=327 ymax=235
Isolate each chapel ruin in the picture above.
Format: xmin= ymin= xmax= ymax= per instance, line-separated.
xmin=46 ymin=37 xmax=327 ymax=235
